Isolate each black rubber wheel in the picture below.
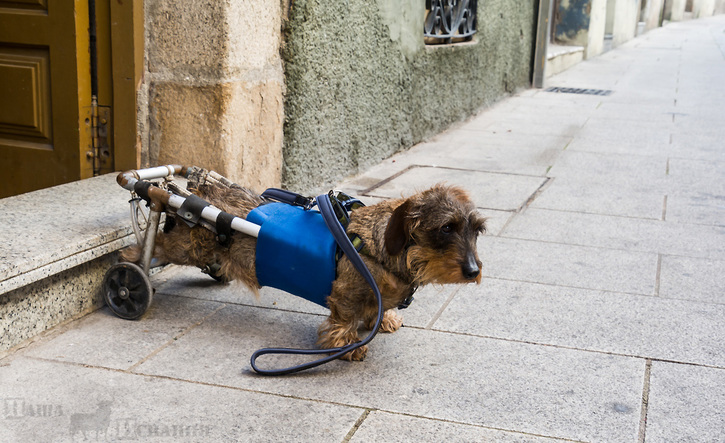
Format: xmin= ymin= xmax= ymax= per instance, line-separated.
xmin=102 ymin=262 xmax=153 ymax=320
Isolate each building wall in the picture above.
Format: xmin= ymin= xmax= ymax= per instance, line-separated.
xmin=610 ymin=0 xmax=641 ymax=47
xmin=281 ymin=0 xmax=538 ymax=192
xmin=588 ymin=0 xmax=608 ymax=58
xmin=693 ymin=0 xmax=717 ymax=16
xmin=606 ymin=0 xmax=617 ymax=34
xmin=139 ymin=0 xmax=285 ymax=191
xmin=717 ymin=0 xmax=725 ymax=14
xmin=666 ymin=0 xmax=688 ymax=21
xmin=642 ymin=0 xmax=665 ymax=30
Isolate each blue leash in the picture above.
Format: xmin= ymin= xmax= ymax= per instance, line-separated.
xmin=249 ymin=193 xmax=384 ymax=376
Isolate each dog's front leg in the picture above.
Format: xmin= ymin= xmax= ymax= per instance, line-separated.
xmin=317 ymin=312 xmax=367 ymax=361
xmin=365 ymin=309 xmax=403 ymax=333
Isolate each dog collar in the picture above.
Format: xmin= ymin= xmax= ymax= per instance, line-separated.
xmin=398 ymin=284 xmax=417 ymax=310
xmin=348 ymin=232 xmax=418 ymax=309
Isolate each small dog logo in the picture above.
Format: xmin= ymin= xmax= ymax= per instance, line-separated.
xmin=69 ymin=400 xmax=113 ymax=440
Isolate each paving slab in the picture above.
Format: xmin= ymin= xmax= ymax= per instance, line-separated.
xmin=672 ymin=116 xmax=725 ymax=138
xmin=529 ymin=179 xmax=665 ymax=219
xmin=667 ymin=136 xmax=725 ymax=162
xmin=479 ymin=236 xmax=658 ymax=295
xmin=425 ymin=143 xmax=563 ymax=177
xmin=435 ymin=278 xmax=725 ymax=367
xmin=364 ymin=166 xmax=547 ymax=212
xmin=391 ymin=284 xmax=459 ymax=330
xmin=565 ymin=135 xmax=671 ymax=158
xmin=431 ymin=128 xmax=574 ymax=153
xmin=467 ymin=106 xmax=591 ymax=129
xmin=496 ymin=95 xmax=604 ymax=113
xmin=503 ymin=208 xmax=725 ymax=260
xmin=0 ymin=356 xmax=361 ymax=442
xmin=666 ymin=158 xmax=725 ymax=196
xmin=420 ymin=131 xmax=572 ymax=162
xmin=546 ymin=150 xmax=668 ymax=190
xmin=22 ymin=293 xmax=223 ymax=370
xmin=465 ymin=121 xmax=583 ymax=139
xmin=665 ymin=192 xmax=725 ymax=226
xmin=350 ymin=410 xmax=569 ymax=442
xmin=659 ymin=255 xmax=725 ymax=304
xmin=591 ymin=102 xmax=678 ymax=122
xmin=476 ymin=208 xmax=514 ymax=236
xmin=579 ymin=118 xmax=675 ymax=144
xmin=460 ymin=106 xmax=589 ymax=137
xmin=674 ymin=92 xmax=725 ymax=108
xmin=646 ymin=361 xmax=725 ymax=443
xmin=132 ymin=303 xmax=644 ymax=442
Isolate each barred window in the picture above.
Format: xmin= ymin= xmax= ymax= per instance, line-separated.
xmin=424 ymin=0 xmax=477 ymax=45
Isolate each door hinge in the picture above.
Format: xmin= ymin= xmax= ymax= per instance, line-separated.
xmin=86 ymin=97 xmax=113 ymax=176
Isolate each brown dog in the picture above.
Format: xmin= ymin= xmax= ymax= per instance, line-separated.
xmin=123 ymin=181 xmax=485 ymax=360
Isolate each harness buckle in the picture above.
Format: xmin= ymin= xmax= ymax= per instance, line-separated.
xmin=397 ymin=286 xmax=418 ymax=310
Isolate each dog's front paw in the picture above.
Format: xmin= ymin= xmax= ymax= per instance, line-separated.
xmin=340 ymin=345 xmax=368 ymax=361
xmin=380 ymin=309 xmax=403 ymax=333
xmin=366 ymin=309 xmax=403 ymax=333
xmin=318 ymin=318 xmax=367 ymax=361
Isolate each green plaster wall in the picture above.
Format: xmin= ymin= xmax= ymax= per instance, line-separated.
xmin=282 ymin=0 xmax=538 ymax=192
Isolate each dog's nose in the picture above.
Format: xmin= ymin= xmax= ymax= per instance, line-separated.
xmin=462 ymin=254 xmax=481 ymax=280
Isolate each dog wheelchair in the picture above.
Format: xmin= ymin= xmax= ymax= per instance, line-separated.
xmin=103 ymin=165 xmax=385 ymax=375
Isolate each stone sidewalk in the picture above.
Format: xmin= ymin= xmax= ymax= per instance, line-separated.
xmin=2 ymin=16 xmax=724 ymax=443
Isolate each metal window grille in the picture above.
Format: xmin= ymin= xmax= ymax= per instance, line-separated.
xmin=424 ymin=0 xmax=477 ymax=45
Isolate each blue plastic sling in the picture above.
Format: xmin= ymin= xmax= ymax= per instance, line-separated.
xmin=246 ymin=202 xmax=337 ymax=308
xmin=249 ymin=192 xmax=384 ymax=376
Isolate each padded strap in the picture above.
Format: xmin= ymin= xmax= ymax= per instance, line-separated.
xmin=261 ymin=188 xmax=315 ymax=209
xmin=177 ymin=194 xmax=210 ymax=227
xmin=215 ymin=211 xmax=236 ymax=247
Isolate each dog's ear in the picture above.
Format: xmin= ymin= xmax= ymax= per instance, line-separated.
xmin=384 ymin=200 xmax=412 ymax=256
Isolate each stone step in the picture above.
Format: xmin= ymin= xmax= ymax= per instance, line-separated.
xmin=546 ymin=44 xmax=585 ymax=78
xmin=0 ymin=174 xmax=135 ymax=353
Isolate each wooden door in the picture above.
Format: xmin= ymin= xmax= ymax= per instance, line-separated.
xmin=0 ymin=0 xmax=92 ymax=198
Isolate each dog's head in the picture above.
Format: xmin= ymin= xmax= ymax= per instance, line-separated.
xmin=384 ymin=184 xmax=486 ymax=285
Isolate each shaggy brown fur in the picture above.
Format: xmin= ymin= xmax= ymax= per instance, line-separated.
xmin=122 ymin=182 xmax=486 ymax=361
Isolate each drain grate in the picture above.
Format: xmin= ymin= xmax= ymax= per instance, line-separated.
xmin=545 ymin=86 xmax=612 ymax=96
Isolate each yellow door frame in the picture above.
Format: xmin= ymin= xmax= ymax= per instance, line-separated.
xmin=108 ymin=0 xmax=144 ymax=172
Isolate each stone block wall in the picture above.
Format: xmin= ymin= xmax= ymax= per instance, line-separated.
xmin=139 ymin=0 xmax=285 ymax=191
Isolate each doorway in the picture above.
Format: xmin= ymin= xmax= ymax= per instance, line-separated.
xmin=0 ymin=0 xmax=142 ymax=198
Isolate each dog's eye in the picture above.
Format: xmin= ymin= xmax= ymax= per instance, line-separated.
xmin=440 ymin=224 xmax=454 ymax=234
